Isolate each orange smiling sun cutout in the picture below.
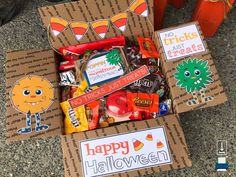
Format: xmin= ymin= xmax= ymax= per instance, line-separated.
xmin=10 ymin=75 xmax=54 ymax=134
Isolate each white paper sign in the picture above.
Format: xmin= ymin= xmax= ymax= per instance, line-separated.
xmin=158 ymin=24 xmax=206 ymax=61
xmin=84 ymin=52 xmax=124 ymax=86
xmin=80 ymin=127 xmax=172 ymax=177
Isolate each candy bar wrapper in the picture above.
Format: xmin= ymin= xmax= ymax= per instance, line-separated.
xmin=85 ymin=100 xmax=100 ymax=130
xmin=61 ymin=101 xmax=88 ymax=134
xmin=168 ymin=0 xmax=186 ymax=9
xmin=127 ymin=92 xmax=159 ymax=113
xmin=137 ymin=37 xmax=160 ymax=58
xmin=192 ymin=0 xmax=235 ymax=37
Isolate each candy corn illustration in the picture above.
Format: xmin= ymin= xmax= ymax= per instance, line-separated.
xmin=50 ymin=17 xmax=69 ymax=37
xmin=111 ymin=13 xmax=128 ymax=32
xmin=129 ymin=0 xmax=148 ymax=17
xmin=156 ymin=139 xmax=164 ymax=149
xmin=91 ymin=20 xmax=109 ymax=39
xmin=133 ymin=138 xmax=144 ymax=151
xmin=70 ymin=21 xmax=89 ymax=41
xmin=146 ymin=133 xmax=153 ymax=141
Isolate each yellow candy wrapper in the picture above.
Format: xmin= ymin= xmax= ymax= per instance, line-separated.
xmin=61 ymin=101 xmax=88 ymax=134
xmin=61 ymin=80 xmax=99 ymax=134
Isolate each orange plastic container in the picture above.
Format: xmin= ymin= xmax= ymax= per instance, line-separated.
xmin=168 ymin=0 xmax=186 ymax=8
xmin=154 ymin=0 xmax=168 ymax=30
xmin=192 ymin=0 xmax=235 ymax=37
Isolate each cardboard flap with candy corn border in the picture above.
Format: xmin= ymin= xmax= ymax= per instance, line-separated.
xmin=38 ymin=0 xmax=154 ymax=50
xmin=61 ymin=114 xmax=192 ymax=177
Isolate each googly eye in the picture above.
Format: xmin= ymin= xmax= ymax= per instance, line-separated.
xmin=184 ymin=71 xmax=190 ymax=77
xmin=194 ymin=69 xmax=201 ymax=76
xmin=23 ymin=90 xmax=30 ymax=96
xmin=35 ymin=89 xmax=43 ymax=95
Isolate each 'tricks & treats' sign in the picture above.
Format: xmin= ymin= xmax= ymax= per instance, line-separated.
xmin=80 ymin=127 xmax=172 ymax=177
xmin=158 ymin=24 xmax=207 ymax=61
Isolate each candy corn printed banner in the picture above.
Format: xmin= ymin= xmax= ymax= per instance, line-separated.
xmin=70 ymin=22 xmax=89 ymax=41
xmin=50 ymin=17 xmax=69 ymax=37
xmin=129 ymin=0 xmax=148 ymax=17
xmin=48 ymin=0 xmax=149 ymax=41
xmin=79 ymin=127 xmax=172 ymax=177
xmin=91 ymin=20 xmax=109 ymax=39
xmin=111 ymin=13 xmax=128 ymax=32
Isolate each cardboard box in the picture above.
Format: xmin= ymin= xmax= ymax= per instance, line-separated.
xmin=5 ymin=0 xmax=227 ymax=176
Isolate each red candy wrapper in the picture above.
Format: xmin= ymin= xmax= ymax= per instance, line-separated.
xmin=106 ymin=91 xmax=131 ymax=116
xmin=59 ymin=36 xmax=125 ymax=61
xmin=85 ymin=100 xmax=100 ymax=130
xmin=127 ymin=92 xmax=159 ymax=113
xmin=137 ymin=38 xmax=159 ymax=58
xmin=59 ymin=60 xmax=76 ymax=71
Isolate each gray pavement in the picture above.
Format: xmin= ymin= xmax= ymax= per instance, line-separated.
xmin=0 ymin=0 xmax=235 ymax=177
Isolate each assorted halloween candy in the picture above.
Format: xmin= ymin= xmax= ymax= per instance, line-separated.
xmin=59 ymin=36 xmax=172 ymax=134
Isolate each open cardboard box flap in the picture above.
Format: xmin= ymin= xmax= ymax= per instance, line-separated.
xmin=38 ymin=0 xmax=155 ymax=50
xmin=61 ymin=114 xmax=192 ymax=177
xmin=5 ymin=49 xmax=63 ymax=143
xmin=154 ymin=22 xmax=227 ymax=113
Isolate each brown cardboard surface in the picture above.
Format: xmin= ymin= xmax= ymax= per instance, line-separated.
xmin=155 ymin=22 xmax=227 ymax=113
xmin=38 ymin=0 xmax=154 ymax=50
xmin=5 ymin=49 xmax=63 ymax=143
xmin=60 ymin=114 xmax=192 ymax=177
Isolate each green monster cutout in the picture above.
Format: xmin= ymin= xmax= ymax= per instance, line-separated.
xmin=174 ymin=58 xmax=214 ymax=106
xmin=106 ymin=49 xmax=123 ymax=70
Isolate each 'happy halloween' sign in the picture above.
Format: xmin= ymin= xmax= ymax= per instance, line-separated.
xmin=80 ymin=127 xmax=172 ymax=177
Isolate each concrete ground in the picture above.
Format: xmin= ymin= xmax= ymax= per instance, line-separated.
xmin=0 ymin=0 xmax=235 ymax=177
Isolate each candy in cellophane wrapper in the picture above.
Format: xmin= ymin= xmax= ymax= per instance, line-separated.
xmin=105 ymin=90 xmax=133 ymax=123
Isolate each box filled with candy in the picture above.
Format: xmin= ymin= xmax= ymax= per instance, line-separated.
xmin=58 ymin=36 xmax=173 ymax=134
xmin=5 ymin=0 xmax=227 ymax=176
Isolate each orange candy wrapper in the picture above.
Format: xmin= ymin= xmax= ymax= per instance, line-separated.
xmin=137 ymin=38 xmax=159 ymax=58
xmin=127 ymin=92 xmax=159 ymax=113
xmin=85 ymin=100 xmax=100 ymax=130
xmin=192 ymin=0 xmax=235 ymax=37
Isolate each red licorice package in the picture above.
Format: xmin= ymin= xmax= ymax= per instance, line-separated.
xmin=85 ymin=100 xmax=100 ymax=130
xmin=137 ymin=38 xmax=159 ymax=58
xmin=59 ymin=36 xmax=125 ymax=61
xmin=127 ymin=92 xmax=159 ymax=113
